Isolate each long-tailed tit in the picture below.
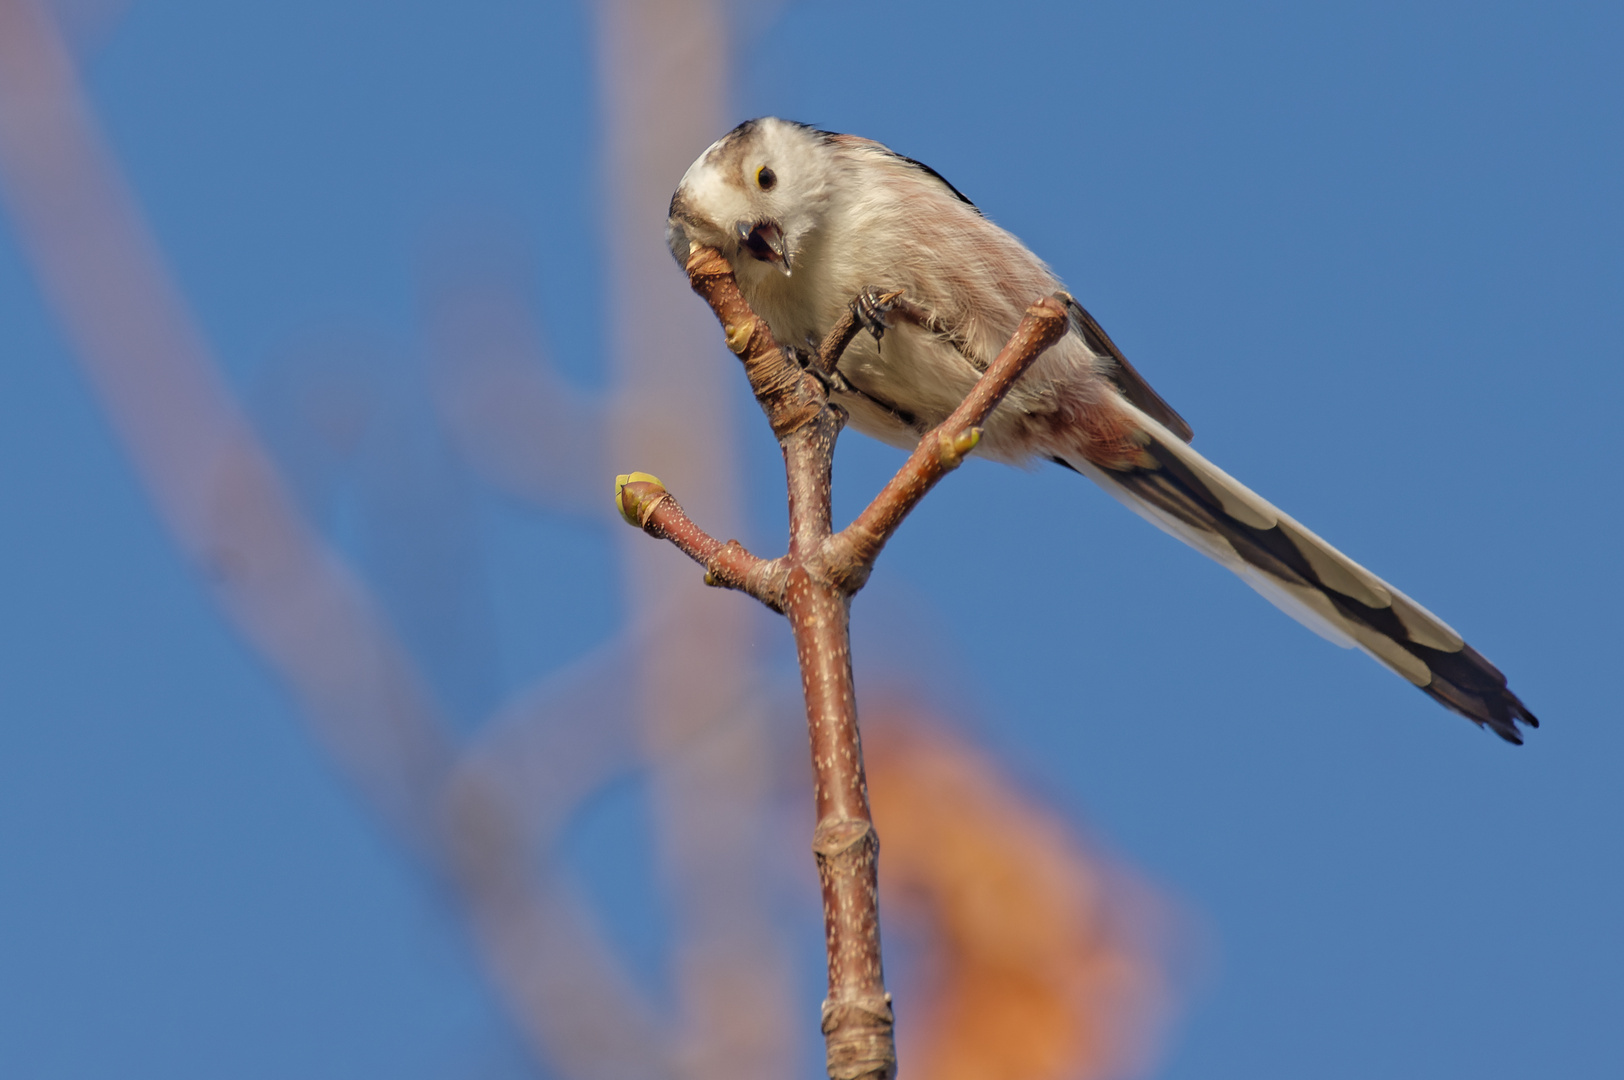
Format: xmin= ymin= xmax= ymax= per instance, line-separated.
xmin=666 ymin=117 xmax=1536 ymax=742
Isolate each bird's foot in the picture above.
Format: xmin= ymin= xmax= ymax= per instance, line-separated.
xmin=854 ymin=286 xmax=907 ymax=342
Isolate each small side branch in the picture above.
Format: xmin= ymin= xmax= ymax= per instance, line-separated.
xmin=812 ymin=306 xmax=861 ymax=376
xmin=616 ymin=474 xmax=787 ymax=611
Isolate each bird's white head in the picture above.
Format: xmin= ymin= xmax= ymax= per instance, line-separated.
xmin=666 ymin=117 xmax=835 ymax=278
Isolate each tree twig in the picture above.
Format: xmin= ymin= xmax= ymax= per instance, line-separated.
xmin=616 ymin=474 xmax=787 ymax=610
xmin=616 ymin=245 xmax=1068 ymax=1079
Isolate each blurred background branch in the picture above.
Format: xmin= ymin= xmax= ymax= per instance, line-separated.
xmin=0 ymin=0 xmax=1171 ymax=1077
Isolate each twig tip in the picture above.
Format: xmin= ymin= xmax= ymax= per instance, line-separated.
xmin=1029 ymin=294 xmax=1069 ymax=319
xmin=613 ymin=471 xmax=665 ymax=527
xmin=684 ymin=245 xmax=730 ymax=278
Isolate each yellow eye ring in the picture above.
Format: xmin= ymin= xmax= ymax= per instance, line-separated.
xmin=756 ymin=166 xmax=777 ymax=190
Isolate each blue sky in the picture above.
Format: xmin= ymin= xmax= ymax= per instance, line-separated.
xmin=2 ymin=1 xmax=1621 ymax=1078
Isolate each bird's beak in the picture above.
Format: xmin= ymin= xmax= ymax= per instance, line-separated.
xmin=736 ymin=218 xmax=792 ymax=275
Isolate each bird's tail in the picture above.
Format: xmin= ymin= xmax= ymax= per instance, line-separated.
xmin=1059 ymin=406 xmax=1537 ymax=742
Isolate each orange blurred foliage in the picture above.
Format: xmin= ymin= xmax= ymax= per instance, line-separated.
xmin=866 ymin=707 xmax=1171 ymax=1080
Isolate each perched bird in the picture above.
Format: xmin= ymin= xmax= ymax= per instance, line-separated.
xmin=666 ymin=117 xmax=1537 ymax=743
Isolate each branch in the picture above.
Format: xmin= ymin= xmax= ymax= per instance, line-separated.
xmin=618 ymin=246 xmax=1068 ymax=1080
xmin=615 ymin=473 xmax=787 ymax=610
xmin=0 ymin=5 xmax=685 ymax=1073
xmin=682 ymin=246 xmax=824 ymax=437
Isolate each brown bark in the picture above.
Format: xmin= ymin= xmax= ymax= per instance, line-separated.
xmin=617 ymin=246 xmax=1068 ymax=1079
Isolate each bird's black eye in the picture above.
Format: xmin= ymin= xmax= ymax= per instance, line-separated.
xmin=756 ymin=166 xmax=776 ymax=190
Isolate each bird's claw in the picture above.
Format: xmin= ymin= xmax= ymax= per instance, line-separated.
xmin=854 ymin=287 xmax=906 ymax=342
xmin=792 ymin=342 xmax=847 ymax=398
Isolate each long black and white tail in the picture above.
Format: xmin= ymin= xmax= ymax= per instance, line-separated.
xmin=1061 ymin=409 xmax=1538 ymax=743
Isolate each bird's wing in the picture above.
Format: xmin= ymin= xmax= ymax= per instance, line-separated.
xmin=1060 ymin=294 xmax=1194 ymax=443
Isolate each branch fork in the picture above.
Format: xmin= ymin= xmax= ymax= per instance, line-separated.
xmin=615 ymin=246 xmax=1067 ymax=1079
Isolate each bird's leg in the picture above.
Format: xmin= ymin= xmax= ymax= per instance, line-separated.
xmin=795 ymin=342 xmax=851 ymax=398
xmin=814 ymin=287 xmax=936 ymax=377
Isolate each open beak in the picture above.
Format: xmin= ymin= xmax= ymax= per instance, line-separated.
xmin=736 ymin=218 xmax=792 ymax=275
